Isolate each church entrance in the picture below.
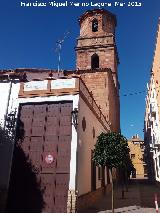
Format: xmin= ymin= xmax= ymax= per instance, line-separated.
xmin=6 ymin=102 xmax=72 ymax=213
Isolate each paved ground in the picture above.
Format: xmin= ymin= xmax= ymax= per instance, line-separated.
xmin=79 ymin=179 xmax=160 ymax=213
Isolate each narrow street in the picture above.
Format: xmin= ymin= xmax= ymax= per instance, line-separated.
xmin=79 ymin=179 xmax=160 ymax=213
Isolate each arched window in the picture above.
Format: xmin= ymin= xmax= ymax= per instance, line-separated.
xmin=91 ymin=54 xmax=99 ymax=69
xmin=92 ymin=19 xmax=98 ymax=32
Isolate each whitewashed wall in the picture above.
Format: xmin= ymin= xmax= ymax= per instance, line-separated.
xmin=0 ymin=82 xmax=12 ymax=126
xmin=145 ymin=77 xmax=160 ymax=182
xmin=151 ymin=81 xmax=160 ymax=182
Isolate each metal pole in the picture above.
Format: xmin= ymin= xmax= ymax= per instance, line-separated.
xmin=57 ymin=43 xmax=62 ymax=76
xmin=155 ymin=193 xmax=159 ymax=213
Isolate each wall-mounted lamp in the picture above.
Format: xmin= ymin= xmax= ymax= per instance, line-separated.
xmin=71 ymin=108 xmax=78 ymax=129
xmin=6 ymin=112 xmax=16 ymax=129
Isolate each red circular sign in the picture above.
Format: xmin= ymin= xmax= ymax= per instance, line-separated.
xmin=45 ymin=154 xmax=54 ymax=164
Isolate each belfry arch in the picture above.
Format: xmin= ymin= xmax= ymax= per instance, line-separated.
xmin=92 ymin=19 xmax=98 ymax=32
xmin=91 ymin=53 xmax=99 ymax=69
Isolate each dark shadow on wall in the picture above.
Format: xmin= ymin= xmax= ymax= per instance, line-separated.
xmin=5 ymin=118 xmax=45 ymax=213
xmin=5 ymin=144 xmax=44 ymax=213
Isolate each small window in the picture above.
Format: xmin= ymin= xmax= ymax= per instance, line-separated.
xmin=92 ymin=127 xmax=95 ymax=138
xmin=82 ymin=117 xmax=86 ymax=132
xmin=131 ymin=154 xmax=135 ymax=159
xmin=91 ymin=53 xmax=99 ymax=69
xmin=92 ymin=19 xmax=98 ymax=32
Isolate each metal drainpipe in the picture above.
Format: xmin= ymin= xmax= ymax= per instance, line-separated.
xmin=4 ymin=79 xmax=12 ymax=129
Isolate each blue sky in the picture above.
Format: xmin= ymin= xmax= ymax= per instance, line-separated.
xmin=0 ymin=0 xmax=160 ymax=139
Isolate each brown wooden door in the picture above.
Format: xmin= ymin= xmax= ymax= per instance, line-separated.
xmin=8 ymin=102 xmax=72 ymax=213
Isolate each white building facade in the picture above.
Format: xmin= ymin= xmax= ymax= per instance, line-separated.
xmin=144 ymin=76 xmax=160 ymax=182
xmin=144 ymin=21 xmax=160 ymax=183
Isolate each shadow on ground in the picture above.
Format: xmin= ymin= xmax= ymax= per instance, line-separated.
xmin=78 ymin=179 xmax=160 ymax=213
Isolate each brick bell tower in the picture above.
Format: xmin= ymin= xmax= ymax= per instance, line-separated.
xmin=75 ymin=9 xmax=120 ymax=132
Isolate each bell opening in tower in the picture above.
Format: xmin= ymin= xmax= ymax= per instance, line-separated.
xmin=91 ymin=53 xmax=99 ymax=69
xmin=92 ymin=19 xmax=98 ymax=32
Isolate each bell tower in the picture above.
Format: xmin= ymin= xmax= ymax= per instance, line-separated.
xmin=75 ymin=9 xmax=120 ymax=132
xmin=75 ymin=9 xmax=119 ymax=87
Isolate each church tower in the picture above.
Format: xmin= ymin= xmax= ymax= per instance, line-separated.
xmin=75 ymin=9 xmax=120 ymax=132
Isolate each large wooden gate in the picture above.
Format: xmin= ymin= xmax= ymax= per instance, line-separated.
xmin=8 ymin=102 xmax=72 ymax=213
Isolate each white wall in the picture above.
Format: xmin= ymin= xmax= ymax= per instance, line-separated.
xmin=0 ymin=82 xmax=20 ymax=192
xmin=0 ymin=82 xmax=11 ymax=126
xmin=145 ymin=77 xmax=160 ymax=182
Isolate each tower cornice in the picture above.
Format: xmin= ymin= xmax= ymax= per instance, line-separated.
xmin=78 ymin=9 xmax=117 ymax=27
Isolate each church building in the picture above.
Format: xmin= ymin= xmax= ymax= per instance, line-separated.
xmin=0 ymin=9 xmax=120 ymax=213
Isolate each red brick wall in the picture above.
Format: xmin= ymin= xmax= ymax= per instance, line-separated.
xmin=81 ymin=70 xmax=120 ymax=132
xmin=76 ymin=45 xmax=117 ymax=73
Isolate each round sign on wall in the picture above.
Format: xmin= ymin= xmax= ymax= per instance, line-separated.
xmin=45 ymin=154 xmax=54 ymax=164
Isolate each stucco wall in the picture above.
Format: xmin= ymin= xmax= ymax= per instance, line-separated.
xmin=144 ymin=75 xmax=160 ymax=182
xmin=0 ymin=82 xmax=11 ymax=125
xmin=0 ymin=82 xmax=20 ymax=192
xmin=77 ymin=96 xmax=109 ymax=196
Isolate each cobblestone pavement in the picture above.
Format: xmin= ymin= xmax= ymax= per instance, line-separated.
xmin=79 ymin=179 xmax=160 ymax=213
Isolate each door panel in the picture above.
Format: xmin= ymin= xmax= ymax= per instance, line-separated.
xmin=9 ymin=102 xmax=73 ymax=213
